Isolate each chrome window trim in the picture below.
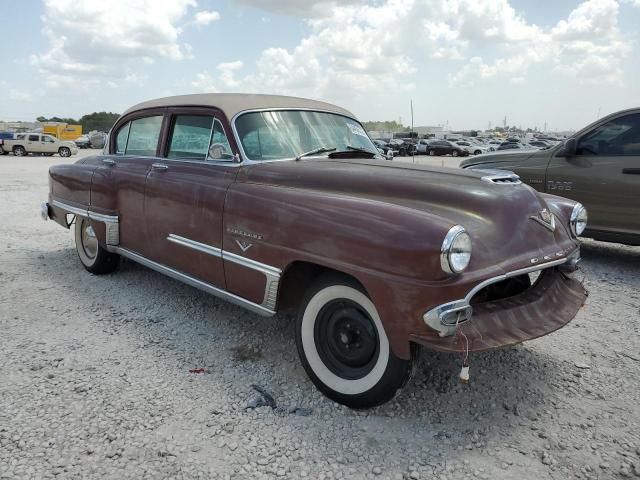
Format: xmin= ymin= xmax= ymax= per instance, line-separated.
xmin=166 ymin=115 xmax=236 ymax=164
xmin=424 ymin=255 xmax=571 ymax=337
xmin=229 ymin=108 xmax=375 ymax=165
xmin=109 ymin=247 xmax=275 ymax=317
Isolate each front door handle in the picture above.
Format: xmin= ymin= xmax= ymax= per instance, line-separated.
xmin=622 ymin=168 xmax=640 ymax=175
xmin=151 ymin=163 xmax=168 ymax=171
xmin=102 ymin=158 xmax=116 ymax=166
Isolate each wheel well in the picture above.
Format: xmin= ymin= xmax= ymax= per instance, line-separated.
xmin=276 ymin=261 xmax=366 ymax=313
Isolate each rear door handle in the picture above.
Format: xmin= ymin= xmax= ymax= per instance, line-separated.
xmin=102 ymin=158 xmax=116 ymax=166
xmin=622 ymin=168 xmax=640 ymax=175
xmin=151 ymin=163 xmax=168 ymax=171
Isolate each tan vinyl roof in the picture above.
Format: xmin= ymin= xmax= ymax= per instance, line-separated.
xmin=121 ymin=93 xmax=356 ymax=120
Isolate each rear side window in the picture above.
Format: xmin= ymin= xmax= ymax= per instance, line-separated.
xmin=125 ymin=116 xmax=162 ymax=156
xmin=167 ymin=115 xmax=233 ymax=161
xmin=28 ymin=134 xmax=39 ymax=141
xmin=115 ymin=122 xmax=130 ymax=154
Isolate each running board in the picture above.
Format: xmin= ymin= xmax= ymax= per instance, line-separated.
xmin=112 ymin=247 xmax=276 ymax=317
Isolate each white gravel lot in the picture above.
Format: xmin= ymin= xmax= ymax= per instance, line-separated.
xmin=1 ymin=151 xmax=639 ymax=480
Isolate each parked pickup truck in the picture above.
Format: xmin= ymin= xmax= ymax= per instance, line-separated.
xmin=1 ymin=133 xmax=77 ymax=157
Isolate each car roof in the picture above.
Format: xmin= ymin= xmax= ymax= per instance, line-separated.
xmin=121 ymin=93 xmax=356 ymax=121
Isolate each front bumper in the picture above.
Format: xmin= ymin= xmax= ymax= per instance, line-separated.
xmin=413 ymin=262 xmax=587 ymax=353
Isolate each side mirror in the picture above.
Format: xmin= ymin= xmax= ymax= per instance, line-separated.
xmin=561 ymin=138 xmax=577 ymax=157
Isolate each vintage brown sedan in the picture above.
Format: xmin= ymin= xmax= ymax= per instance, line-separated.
xmin=42 ymin=94 xmax=588 ymax=408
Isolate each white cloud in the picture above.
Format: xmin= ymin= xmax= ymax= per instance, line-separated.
xmin=32 ymin=0 xmax=197 ymax=88
xmin=233 ymin=0 xmax=366 ymax=17
xmin=194 ymin=10 xmax=221 ymax=25
xmin=9 ymin=89 xmax=34 ymax=102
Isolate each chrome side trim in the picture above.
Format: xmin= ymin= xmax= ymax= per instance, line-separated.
xmin=167 ymin=234 xmax=222 ymax=258
xmin=111 ymin=247 xmax=275 ymax=317
xmin=50 ymin=199 xmax=120 ymax=246
xmin=222 ymin=250 xmax=282 ymax=278
xmin=423 ymin=256 xmax=571 ymax=337
xmin=51 ymin=199 xmax=88 ymax=217
xmin=166 ymin=233 xmax=281 ymax=311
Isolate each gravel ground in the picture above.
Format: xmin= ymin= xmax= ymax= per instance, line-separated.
xmin=1 ymin=151 xmax=639 ymax=480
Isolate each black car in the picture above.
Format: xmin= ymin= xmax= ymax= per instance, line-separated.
xmin=426 ymin=140 xmax=469 ymax=157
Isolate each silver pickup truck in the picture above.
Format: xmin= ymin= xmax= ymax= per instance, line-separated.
xmin=1 ymin=133 xmax=77 ymax=157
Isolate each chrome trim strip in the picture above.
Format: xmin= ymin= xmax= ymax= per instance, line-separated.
xmin=111 ymin=247 xmax=275 ymax=317
xmin=424 ymin=256 xmax=570 ymax=337
xmin=166 ymin=233 xmax=281 ymax=310
xmin=88 ymin=211 xmax=119 ymax=223
xmin=167 ymin=234 xmax=222 ymax=258
xmin=51 ymin=199 xmax=88 ymax=217
xmin=222 ymin=250 xmax=282 ymax=277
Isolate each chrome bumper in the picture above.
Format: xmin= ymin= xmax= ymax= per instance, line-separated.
xmin=423 ymin=250 xmax=580 ymax=337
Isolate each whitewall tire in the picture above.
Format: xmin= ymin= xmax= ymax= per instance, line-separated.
xmin=74 ymin=217 xmax=119 ymax=274
xmin=295 ymin=275 xmax=411 ymax=408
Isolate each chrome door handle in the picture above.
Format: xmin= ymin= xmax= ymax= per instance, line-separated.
xmin=102 ymin=158 xmax=116 ymax=166
xmin=151 ymin=163 xmax=168 ymax=171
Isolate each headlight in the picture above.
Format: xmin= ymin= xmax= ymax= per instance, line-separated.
xmin=570 ymin=203 xmax=588 ymax=237
xmin=441 ymin=225 xmax=472 ymax=274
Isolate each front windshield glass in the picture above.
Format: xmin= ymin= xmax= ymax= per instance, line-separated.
xmin=234 ymin=110 xmax=378 ymax=161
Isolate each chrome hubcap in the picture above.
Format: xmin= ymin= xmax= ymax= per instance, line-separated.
xmin=81 ymin=221 xmax=98 ymax=259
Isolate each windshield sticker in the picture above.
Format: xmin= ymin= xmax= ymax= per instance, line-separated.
xmin=347 ymin=122 xmax=367 ymax=137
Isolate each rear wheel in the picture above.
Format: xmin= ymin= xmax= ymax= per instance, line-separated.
xmin=74 ymin=217 xmax=119 ymax=274
xmin=295 ymin=275 xmax=411 ymax=408
xmin=59 ymin=147 xmax=71 ymax=157
xmin=13 ymin=146 xmax=26 ymax=157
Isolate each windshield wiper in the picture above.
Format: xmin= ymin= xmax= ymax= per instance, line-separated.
xmin=345 ymin=145 xmax=377 ymax=155
xmin=295 ymin=146 xmax=336 ymax=161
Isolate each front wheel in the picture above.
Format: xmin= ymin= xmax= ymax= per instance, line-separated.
xmin=428 ymin=149 xmax=435 ymax=156
xmin=295 ymin=275 xmax=411 ymax=408
xmin=474 ymin=150 xmax=482 ymax=155
xmin=75 ymin=217 xmax=119 ymax=274
xmin=59 ymin=147 xmax=71 ymax=157
xmin=452 ymin=150 xmax=459 ymax=157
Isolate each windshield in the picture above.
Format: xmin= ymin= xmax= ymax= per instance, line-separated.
xmin=234 ymin=110 xmax=378 ymax=161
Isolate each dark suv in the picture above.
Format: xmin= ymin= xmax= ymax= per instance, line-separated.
xmin=460 ymin=108 xmax=640 ymax=246
xmin=427 ymin=140 xmax=469 ymax=157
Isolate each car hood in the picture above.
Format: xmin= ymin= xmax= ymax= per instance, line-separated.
xmin=240 ymin=158 xmax=577 ymax=272
xmin=460 ymin=148 xmax=546 ymax=168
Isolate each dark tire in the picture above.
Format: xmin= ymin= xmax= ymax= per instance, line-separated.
xmin=59 ymin=147 xmax=71 ymax=157
xmin=13 ymin=146 xmax=26 ymax=157
xmin=428 ymin=149 xmax=435 ymax=156
xmin=474 ymin=150 xmax=482 ymax=155
xmin=452 ymin=150 xmax=459 ymax=157
xmin=295 ymin=274 xmax=411 ymax=409
xmin=74 ymin=217 xmax=119 ymax=274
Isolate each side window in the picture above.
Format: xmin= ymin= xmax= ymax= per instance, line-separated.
xmin=125 ymin=116 xmax=163 ymax=156
xmin=115 ymin=122 xmax=130 ymax=155
xmin=168 ymin=115 xmax=213 ymax=160
xmin=208 ymin=119 xmax=233 ymax=161
xmin=28 ymin=134 xmax=39 ymax=141
xmin=167 ymin=116 xmax=234 ymax=161
xmin=578 ymin=113 xmax=640 ymax=156
xmin=44 ymin=136 xmax=55 ymax=143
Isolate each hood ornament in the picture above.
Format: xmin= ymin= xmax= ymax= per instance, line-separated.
xmin=530 ymin=208 xmax=555 ymax=232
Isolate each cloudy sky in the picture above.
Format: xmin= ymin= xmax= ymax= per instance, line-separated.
xmin=2 ymin=0 xmax=639 ymax=130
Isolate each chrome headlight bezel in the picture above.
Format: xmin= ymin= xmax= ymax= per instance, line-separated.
xmin=441 ymin=225 xmax=472 ymax=274
xmin=570 ymin=203 xmax=588 ymax=237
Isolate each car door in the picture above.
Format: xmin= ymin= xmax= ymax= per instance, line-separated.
xmin=545 ymin=112 xmax=640 ymax=236
xmin=144 ymin=109 xmax=239 ymax=288
xmin=27 ymin=134 xmax=42 ymax=153
xmin=43 ymin=135 xmax=57 ymax=153
xmin=90 ymin=111 xmax=166 ymax=256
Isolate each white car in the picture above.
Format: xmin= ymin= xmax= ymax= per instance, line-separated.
xmin=1 ymin=133 xmax=78 ymax=157
xmin=455 ymin=141 xmax=490 ymax=155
